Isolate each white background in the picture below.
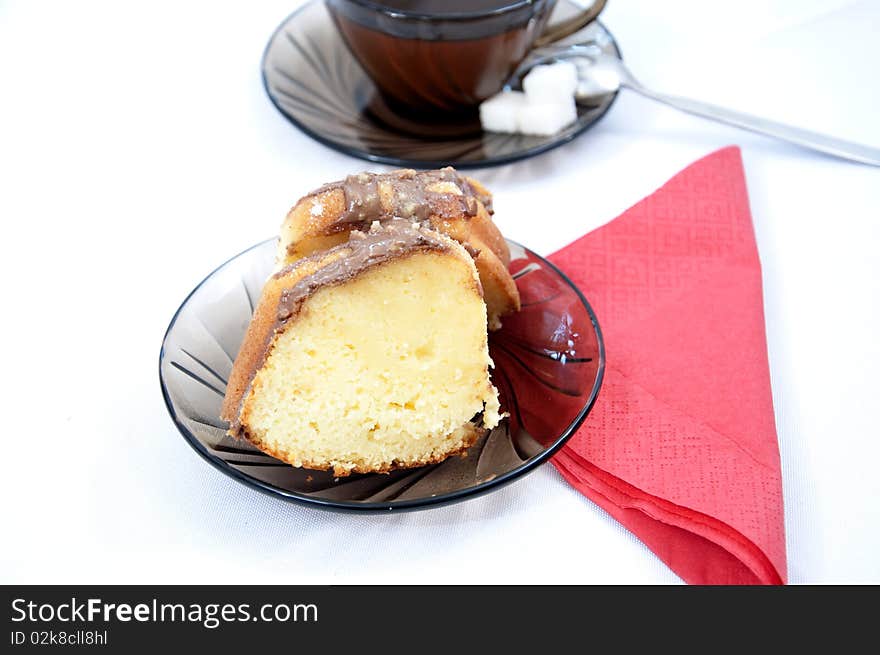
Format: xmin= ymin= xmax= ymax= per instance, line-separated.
xmin=1 ymin=0 xmax=878 ymax=584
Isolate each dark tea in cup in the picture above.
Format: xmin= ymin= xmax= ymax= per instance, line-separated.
xmin=326 ymin=0 xmax=606 ymax=114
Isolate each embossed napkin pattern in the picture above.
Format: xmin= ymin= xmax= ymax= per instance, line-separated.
xmin=549 ymin=147 xmax=787 ymax=585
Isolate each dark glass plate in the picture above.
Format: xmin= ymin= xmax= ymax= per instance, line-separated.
xmin=261 ymin=0 xmax=621 ymax=169
xmin=159 ymin=239 xmax=604 ymax=512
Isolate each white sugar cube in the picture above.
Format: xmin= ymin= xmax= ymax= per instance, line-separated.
xmin=575 ymin=58 xmax=621 ymax=101
xmin=479 ymin=91 xmax=528 ymax=133
xmin=516 ymin=97 xmax=577 ymax=136
xmin=576 ymin=77 xmax=607 ymax=101
xmin=480 ymin=65 xmax=580 ymax=137
xmin=522 ymin=62 xmax=578 ymax=101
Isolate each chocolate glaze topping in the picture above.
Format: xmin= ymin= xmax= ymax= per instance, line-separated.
xmin=274 ymin=221 xmax=452 ymax=327
xmin=309 ymin=167 xmax=492 ymax=227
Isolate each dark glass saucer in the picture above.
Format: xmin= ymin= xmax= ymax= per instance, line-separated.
xmin=159 ymin=239 xmax=604 ymax=512
xmin=261 ymin=0 xmax=621 ymax=168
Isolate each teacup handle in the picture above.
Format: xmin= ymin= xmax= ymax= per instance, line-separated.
xmin=533 ymin=0 xmax=608 ymax=47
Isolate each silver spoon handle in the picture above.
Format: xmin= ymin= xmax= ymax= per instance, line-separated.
xmin=626 ymin=83 xmax=880 ymax=166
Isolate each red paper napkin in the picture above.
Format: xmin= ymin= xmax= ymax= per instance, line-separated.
xmin=548 ymin=146 xmax=786 ymax=585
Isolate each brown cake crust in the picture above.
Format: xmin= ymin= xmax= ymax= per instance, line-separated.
xmin=276 ymin=168 xmax=520 ymax=328
xmin=239 ymin=423 xmax=484 ymax=477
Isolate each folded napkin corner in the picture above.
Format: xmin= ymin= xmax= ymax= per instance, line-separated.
xmin=549 ymin=146 xmax=787 ymax=585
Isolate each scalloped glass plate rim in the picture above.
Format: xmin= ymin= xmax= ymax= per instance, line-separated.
xmin=159 ymin=238 xmax=605 ymax=512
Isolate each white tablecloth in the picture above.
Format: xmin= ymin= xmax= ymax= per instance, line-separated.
xmin=2 ymin=0 xmax=877 ymax=584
